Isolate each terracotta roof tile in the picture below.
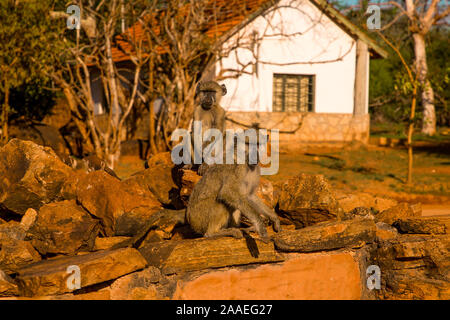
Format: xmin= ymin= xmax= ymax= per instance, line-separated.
xmin=112 ymin=0 xmax=270 ymax=62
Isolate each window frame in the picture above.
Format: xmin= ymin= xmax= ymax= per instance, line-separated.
xmin=272 ymin=73 xmax=316 ymax=113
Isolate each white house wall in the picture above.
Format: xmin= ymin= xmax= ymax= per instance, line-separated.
xmin=216 ymin=0 xmax=357 ymax=114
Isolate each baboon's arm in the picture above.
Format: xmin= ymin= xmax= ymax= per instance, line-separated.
xmin=249 ymin=195 xmax=281 ymax=232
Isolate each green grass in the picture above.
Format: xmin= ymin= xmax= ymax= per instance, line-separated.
xmin=371 ymin=123 xmax=450 ymax=143
xmin=267 ymin=143 xmax=450 ymax=198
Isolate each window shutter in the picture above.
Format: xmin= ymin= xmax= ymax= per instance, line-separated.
xmin=273 ymin=74 xmax=315 ymax=112
xmin=272 ymin=75 xmax=284 ymax=112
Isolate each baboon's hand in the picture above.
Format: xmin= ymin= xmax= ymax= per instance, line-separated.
xmin=272 ymin=217 xmax=282 ymax=233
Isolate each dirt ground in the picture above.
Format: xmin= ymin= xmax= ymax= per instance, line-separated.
xmin=115 ymin=141 xmax=450 ymax=216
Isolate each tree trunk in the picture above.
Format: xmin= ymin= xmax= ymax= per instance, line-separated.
xmin=104 ymin=22 xmax=121 ymax=167
xmin=407 ymin=85 xmax=417 ymax=185
xmin=412 ymin=33 xmax=436 ymax=135
xmin=1 ymin=81 xmax=9 ymax=145
xmin=107 ymin=146 xmax=121 ymax=170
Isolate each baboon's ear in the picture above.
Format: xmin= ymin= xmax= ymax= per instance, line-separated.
xmin=221 ymin=84 xmax=227 ymax=96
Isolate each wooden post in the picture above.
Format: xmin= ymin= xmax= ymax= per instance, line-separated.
xmin=354 ymin=39 xmax=369 ymax=116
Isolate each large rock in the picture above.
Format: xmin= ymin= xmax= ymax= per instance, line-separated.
xmin=26 ymin=200 xmax=100 ymax=255
xmin=393 ymin=216 xmax=450 ymax=235
xmin=114 ymin=207 xmax=163 ymax=237
xmin=257 ymin=178 xmax=276 ymax=208
xmin=173 ymin=252 xmax=362 ymax=300
xmin=276 ymin=174 xmax=343 ymax=228
xmin=15 ymin=248 xmax=147 ymax=297
xmin=375 ymin=203 xmax=421 ymax=225
xmin=0 ymin=234 xmax=41 ymax=274
xmin=100 ymin=209 xmax=186 ymax=249
xmin=76 ymin=171 xmax=161 ymax=236
xmin=336 ymin=192 xmax=397 ymax=213
xmin=0 ymin=221 xmax=26 ymax=240
xmin=57 ymin=170 xmax=87 ymax=201
xmin=178 ymin=169 xmax=201 ymax=205
xmin=371 ymin=234 xmax=450 ymax=299
xmin=377 ymin=272 xmax=450 ymax=300
xmin=136 ymin=209 xmax=186 ymax=242
xmin=94 ymin=237 xmax=131 ymax=251
xmin=145 ymin=152 xmax=173 ymax=168
xmin=122 ymin=163 xmax=182 ymax=208
xmin=0 ymin=270 xmax=18 ymax=297
xmin=375 ymin=222 xmax=399 ymax=241
xmin=372 ymin=234 xmax=449 ymax=277
xmin=273 ymin=218 xmax=376 ymax=252
xmin=0 ymin=139 xmax=73 ymax=215
xmin=139 ymin=237 xmax=283 ymax=275
xmin=109 ymin=267 xmax=163 ymax=300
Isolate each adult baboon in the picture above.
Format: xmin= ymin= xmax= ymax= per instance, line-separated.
xmin=186 ymin=151 xmax=281 ymax=243
xmin=188 ymin=81 xmax=227 ymax=174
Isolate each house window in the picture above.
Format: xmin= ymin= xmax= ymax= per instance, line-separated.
xmin=272 ymin=74 xmax=315 ymax=112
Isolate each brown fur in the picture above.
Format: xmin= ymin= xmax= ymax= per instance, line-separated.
xmin=186 ymin=163 xmax=281 ymax=243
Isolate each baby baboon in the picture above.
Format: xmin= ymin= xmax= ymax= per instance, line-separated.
xmin=188 ymin=81 xmax=227 ymax=174
xmin=186 ymin=162 xmax=281 ymax=243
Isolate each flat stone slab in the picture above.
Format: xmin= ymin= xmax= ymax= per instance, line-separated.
xmin=139 ymin=237 xmax=283 ymax=274
xmin=16 ymin=248 xmax=147 ymax=297
xmin=273 ymin=218 xmax=376 ymax=252
xmin=393 ymin=216 xmax=450 ymax=235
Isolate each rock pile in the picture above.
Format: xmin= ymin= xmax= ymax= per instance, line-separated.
xmin=0 ymin=139 xmax=448 ymax=300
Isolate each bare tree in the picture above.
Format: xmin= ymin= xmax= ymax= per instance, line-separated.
xmin=377 ymin=31 xmax=418 ymax=184
xmin=50 ymin=0 xmax=148 ymax=168
xmin=388 ymin=0 xmax=449 ymax=135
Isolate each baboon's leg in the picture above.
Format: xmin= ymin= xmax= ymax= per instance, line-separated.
xmin=249 ymin=195 xmax=281 ymax=232
xmin=205 ymin=228 xmax=243 ymax=239
xmin=218 ymin=189 xmax=269 ymax=242
xmin=230 ymin=210 xmax=241 ymax=227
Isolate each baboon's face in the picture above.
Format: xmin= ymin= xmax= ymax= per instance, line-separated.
xmin=200 ymin=90 xmax=219 ymax=110
xmin=196 ymin=81 xmax=227 ymax=110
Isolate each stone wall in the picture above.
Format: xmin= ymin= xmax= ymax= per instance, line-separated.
xmin=226 ymin=112 xmax=370 ymax=150
xmin=173 ymin=251 xmax=365 ymax=300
